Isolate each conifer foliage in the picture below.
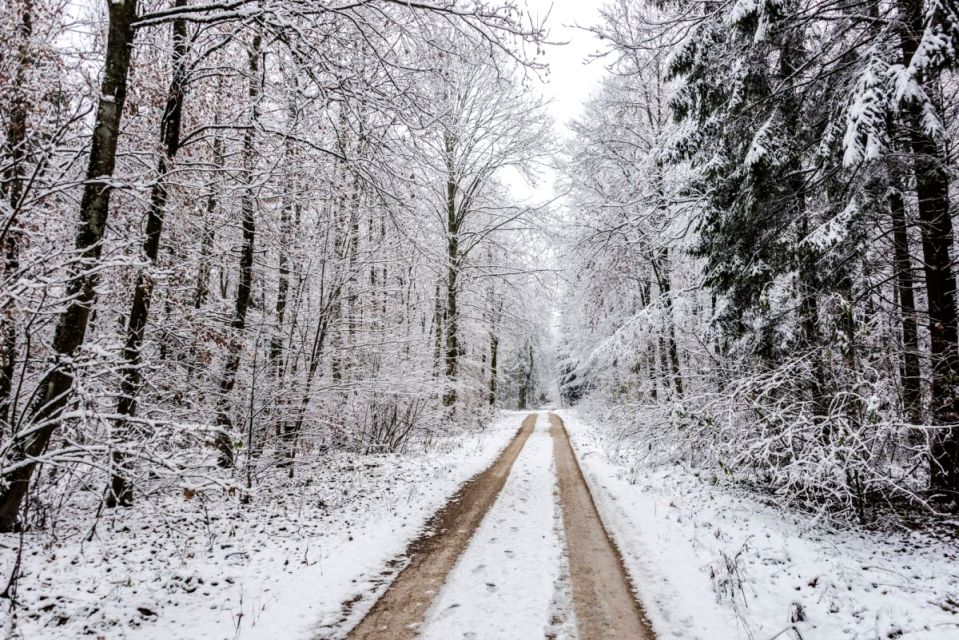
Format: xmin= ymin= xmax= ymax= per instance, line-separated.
xmin=560 ymin=0 xmax=959 ymax=518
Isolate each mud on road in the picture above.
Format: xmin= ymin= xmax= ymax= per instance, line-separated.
xmin=341 ymin=412 xmax=654 ymax=639
xmin=346 ymin=414 xmax=537 ymax=640
xmin=550 ymin=413 xmax=654 ymax=640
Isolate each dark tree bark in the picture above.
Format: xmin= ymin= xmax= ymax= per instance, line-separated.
xmin=328 ymin=107 xmax=357 ymax=387
xmin=284 ymin=299 xmax=335 ymax=476
xmin=0 ymin=0 xmax=139 ymax=531
xmin=518 ymin=342 xmax=534 ymax=409
xmin=657 ymin=336 xmax=669 ymax=401
xmin=489 ymin=298 xmax=501 ymax=406
xmin=0 ymin=0 xmax=34 ymax=430
xmin=898 ymin=0 xmax=959 ymax=498
xmin=780 ymin=39 xmax=818 ymax=356
xmin=651 ymin=251 xmax=683 ymax=398
xmin=777 ymin=31 xmax=828 ymax=420
xmin=271 ymin=209 xmax=290 ymax=365
xmin=489 ymin=332 xmax=498 ymax=406
xmin=193 ymin=93 xmax=224 ymax=311
xmin=270 ymin=102 xmax=298 ymax=369
xmin=443 ymin=132 xmax=461 ymax=407
xmin=347 ymin=140 xmax=364 ymax=345
xmin=108 ymin=4 xmax=189 ymax=508
xmin=213 ymin=32 xmax=262 ymax=468
xmin=889 ymin=188 xmax=923 ymax=424
xmin=433 ymin=281 xmax=444 ymax=376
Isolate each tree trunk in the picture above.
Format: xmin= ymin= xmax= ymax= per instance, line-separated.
xmin=489 ymin=332 xmax=498 ymax=406
xmin=193 ymin=83 xmax=224 ymax=311
xmin=329 ymin=108 xmax=354 ymax=386
xmin=518 ymin=342 xmax=534 ymax=409
xmin=779 ymin=33 xmax=825 ymax=415
xmin=442 ymin=133 xmax=460 ymax=407
xmin=0 ymin=0 xmax=34 ymax=430
xmin=488 ymin=297 xmax=501 ymax=407
xmin=651 ymin=252 xmax=683 ymax=398
xmin=284 ymin=306 xmax=332 ymax=476
xmin=641 ymin=279 xmax=658 ymax=400
xmin=781 ymin=51 xmax=817 ymax=355
xmin=107 ymin=5 xmax=188 ymax=508
xmin=443 ymin=257 xmax=459 ymax=406
xmin=889 ymin=188 xmax=923 ymax=424
xmin=270 ymin=133 xmax=294 ymax=368
xmin=0 ymin=0 xmax=139 ymax=532
xmin=433 ymin=281 xmax=444 ymax=376
xmin=898 ymin=0 xmax=959 ymax=498
xmin=214 ymin=32 xmax=261 ymax=468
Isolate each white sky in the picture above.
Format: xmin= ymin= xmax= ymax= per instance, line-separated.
xmin=527 ymin=0 xmax=607 ymax=130
xmin=503 ymin=0 xmax=609 ymax=203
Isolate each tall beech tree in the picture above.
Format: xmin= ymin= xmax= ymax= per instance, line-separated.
xmin=108 ymin=2 xmax=189 ymax=508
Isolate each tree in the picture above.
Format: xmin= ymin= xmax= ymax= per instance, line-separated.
xmin=0 ymin=0 xmax=139 ymax=532
xmin=0 ymin=0 xmax=549 ymax=530
xmin=895 ymin=0 xmax=959 ymax=498
xmin=559 ymin=0 xmax=959 ymax=517
xmin=421 ymin=46 xmax=550 ymax=407
xmin=108 ymin=0 xmax=190 ymax=508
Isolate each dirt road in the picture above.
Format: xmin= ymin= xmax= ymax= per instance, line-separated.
xmin=347 ymin=414 xmax=537 ymax=639
xmin=342 ymin=412 xmax=653 ymax=639
xmin=550 ymin=413 xmax=654 ymax=639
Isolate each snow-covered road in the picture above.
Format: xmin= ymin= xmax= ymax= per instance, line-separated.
xmin=350 ymin=411 xmax=651 ymax=640
xmin=418 ymin=416 xmax=569 ymax=639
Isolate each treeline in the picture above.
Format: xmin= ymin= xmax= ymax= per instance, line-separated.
xmin=560 ymin=0 xmax=959 ymax=519
xmin=0 ymin=0 xmax=550 ymax=533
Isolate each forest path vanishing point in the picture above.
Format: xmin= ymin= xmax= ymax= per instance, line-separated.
xmin=339 ymin=412 xmax=655 ymax=640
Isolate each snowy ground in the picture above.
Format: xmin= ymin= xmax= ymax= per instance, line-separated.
xmin=558 ymin=407 xmax=959 ymax=640
xmin=8 ymin=408 xmax=956 ymax=640
xmin=0 ymin=413 xmax=523 ymax=640
xmin=419 ymin=414 xmax=574 ymax=640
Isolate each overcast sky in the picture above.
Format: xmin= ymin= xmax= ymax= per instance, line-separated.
xmin=527 ymin=0 xmax=607 ymax=128
xmin=502 ymin=0 xmax=608 ymax=202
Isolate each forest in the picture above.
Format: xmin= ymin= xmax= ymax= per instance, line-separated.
xmin=559 ymin=0 xmax=959 ymax=521
xmin=0 ymin=0 xmax=552 ymax=530
xmin=1 ymin=0 xmax=958 ymax=637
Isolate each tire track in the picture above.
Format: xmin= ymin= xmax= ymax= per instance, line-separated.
xmin=344 ymin=413 xmax=538 ymax=640
xmin=550 ymin=412 xmax=655 ymax=640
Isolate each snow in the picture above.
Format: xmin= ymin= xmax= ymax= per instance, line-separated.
xmin=727 ymin=0 xmax=759 ymax=28
xmin=558 ymin=407 xmax=959 ymax=640
xmin=744 ymin=118 xmax=773 ymax=167
xmin=419 ymin=413 xmax=572 ymax=639
xmin=803 ymin=199 xmax=857 ymax=251
xmin=842 ymin=56 xmax=889 ymax=167
xmin=0 ymin=413 xmax=524 ymax=640
xmin=7 ymin=407 xmax=955 ymax=640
